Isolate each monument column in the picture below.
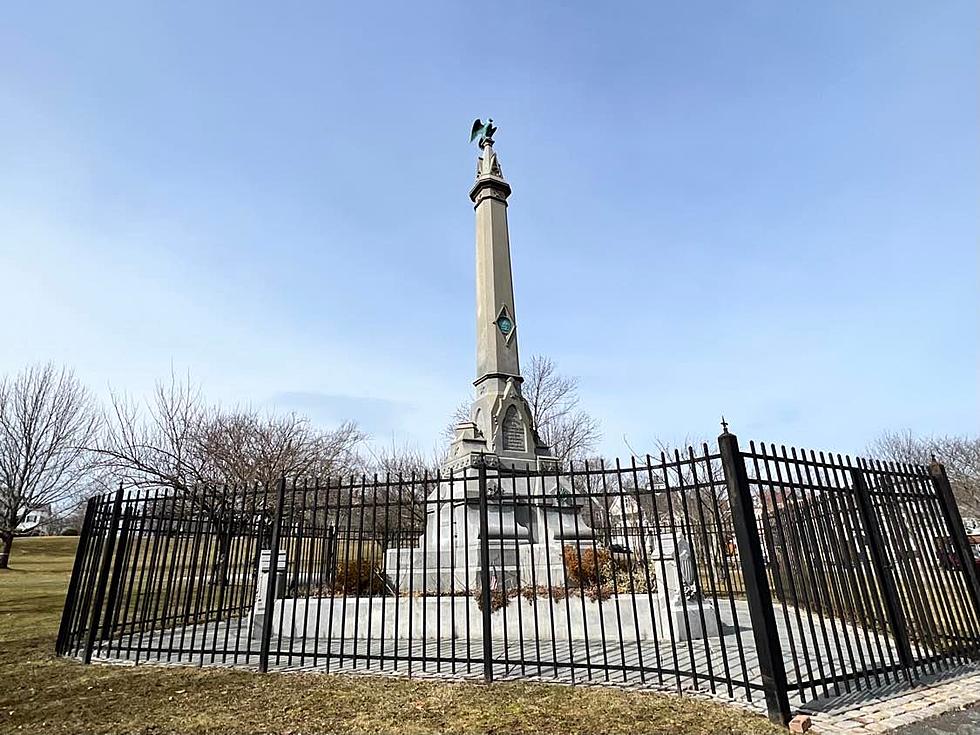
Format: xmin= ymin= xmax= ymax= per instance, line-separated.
xmin=445 ymin=124 xmax=553 ymax=472
xmin=470 ymin=138 xmax=519 ymax=385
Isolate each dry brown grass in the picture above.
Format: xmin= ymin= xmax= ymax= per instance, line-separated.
xmin=0 ymin=536 xmax=783 ymax=735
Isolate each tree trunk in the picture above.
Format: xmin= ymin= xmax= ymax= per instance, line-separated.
xmin=0 ymin=533 xmax=13 ymax=569
xmin=212 ymin=523 xmax=233 ymax=588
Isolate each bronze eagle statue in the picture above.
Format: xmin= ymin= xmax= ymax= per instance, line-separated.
xmin=470 ymin=118 xmax=497 ymax=144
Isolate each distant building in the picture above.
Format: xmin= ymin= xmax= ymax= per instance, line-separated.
xmin=607 ymin=495 xmax=646 ymax=550
xmin=15 ymin=505 xmax=52 ymax=536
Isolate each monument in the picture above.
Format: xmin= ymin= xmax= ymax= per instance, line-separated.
xmin=259 ymin=121 xmax=720 ymax=646
xmin=442 ymin=117 xmax=554 ymax=472
xmin=385 ymin=120 xmax=594 ymax=592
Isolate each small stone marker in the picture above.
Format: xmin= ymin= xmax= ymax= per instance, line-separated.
xmin=255 ymin=549 xmax=287 ymax=613
xmin=252 ymin=549 xmax=287 ymax=638
xmin=648 ymin=534 xmax=719 ymax=641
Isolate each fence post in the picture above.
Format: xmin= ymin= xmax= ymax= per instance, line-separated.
xmin=476 ymin=458 xmax=494 ymax=683
xmin=325 ymin=526 xmax=337 ymax=587
xmin=83 ymin=485 xmax=124 ymax=664
xmin=850 ymin=467 xmax=915 ymax=674
xmin=56 ymin=497 xmax=97 ymax=656
xmin=258 ymin=477 xmax=287 ymax=673
xmin=929 ymin=460 xmax=980 ymax=618
xmin=718 ymin=430 xmax=791 ymax=726
xmin=101 ymin=506 xmax=134 ymax=639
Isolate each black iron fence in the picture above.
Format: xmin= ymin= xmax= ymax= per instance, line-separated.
xmin=57 ymin=432 xmax=980 ymax=725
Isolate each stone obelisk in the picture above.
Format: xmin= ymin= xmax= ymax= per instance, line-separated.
xmin=385 ymin=124 xmax=592 ymax=591
xmin=445 ymin=128 xmax=555 ymax=473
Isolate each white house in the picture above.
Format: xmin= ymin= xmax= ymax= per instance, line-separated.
xmin=15 ymin=505 xmax=52 ymax=536
xmin=606 ymin=495 xmax=647 ymax=551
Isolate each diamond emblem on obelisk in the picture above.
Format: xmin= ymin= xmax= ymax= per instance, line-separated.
xmin=494 ymin=306 xmax=516 ymax=343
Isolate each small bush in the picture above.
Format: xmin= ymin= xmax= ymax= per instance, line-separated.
xmin=520 ymin=584 xmax=568 ymax=604
xmin=60 ymin=528 xmax=79 ymax=536
xmin=474 ymin=584 xmax=564 ymax=612
xmin=474 ymin=580 xmax=624 ymax=612
xmin=469 ymin=546 xmax=655 ymax=612
xmin=611 ymin=565 xmax=655 ymax=594
xmin=562 ymin=545 xmax=612 ymax=588
xmin=333 ymin=559 xmax=385 ymax=595
xmin=585 ymin=583 xmax=613 ymax=602
xmin=474 ymin=587 xmax=511 ymax=613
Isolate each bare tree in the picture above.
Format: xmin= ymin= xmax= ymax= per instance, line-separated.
xmin=361 ymin=441 xmax=442 ymax=539
xmin=0 ymin=364 xmax=100 ymax=568
xmin=199 ymin=411 xmax=364 ymax=487
xmin=95 ymin=373 xmax=365 ymax=491
xmin=523 ymin=356 xmax=601 ymax=463
xmin=365 ymin=441 xmax=441 ymax=479
xmin=57 ymin=494 xmax=95 ymax=535
xmin=442 ymin=400 xmax=471 ymax=447
xmin=95 ymin=374 xmax=212 ymax=492
xmin=94 ymin=372 xmax=366 ymax=583
xmin=868 ymin=429 xmax=980 ymax=516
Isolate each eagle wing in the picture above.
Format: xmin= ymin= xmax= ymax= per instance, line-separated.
xmin=470 ymin=118 xmax=486 ymax=142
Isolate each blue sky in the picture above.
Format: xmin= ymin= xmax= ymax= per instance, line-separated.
xmin=1 ymin=2 xmax=976 ymax=458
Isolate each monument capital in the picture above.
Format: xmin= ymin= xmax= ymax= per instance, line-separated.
xmin=469 ymin=138 xmax=511 ymax=205
xmin=469 ymin=176 xmax=511 ymax=207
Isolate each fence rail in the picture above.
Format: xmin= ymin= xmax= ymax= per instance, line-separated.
xmin=57 ymin=433 xmax=980 ymax=725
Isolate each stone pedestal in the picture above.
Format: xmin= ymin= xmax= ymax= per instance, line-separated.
xmin=649 ymin=536 xmax=719 ymax=641
xmin=251 ymin=549 xmax=286 ymax=638
xmin=384 ymin=470 xmax=593 ymax=593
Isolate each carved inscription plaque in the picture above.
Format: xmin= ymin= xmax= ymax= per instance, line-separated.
xmin=502 ymin=405 xmax=526 ymax=452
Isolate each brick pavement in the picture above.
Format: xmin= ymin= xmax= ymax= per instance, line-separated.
xmin=805 ymin=668 xmax=980 ymax=734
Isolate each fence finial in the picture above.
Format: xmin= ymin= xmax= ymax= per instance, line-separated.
xmin=720 ymin=416 xmax=729 ymax=434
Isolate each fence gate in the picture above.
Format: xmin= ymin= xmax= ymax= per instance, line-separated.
xmin=723 ymin=433 xmax=980 ymax=722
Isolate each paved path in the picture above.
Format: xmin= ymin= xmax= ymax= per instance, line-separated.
xmin=892 ymin=705 xmax=980 ymax=735
xmin=807 ymin=669 xmax=980 ymax=734
xmin=83 ymin=598 xmax=913 ymax=706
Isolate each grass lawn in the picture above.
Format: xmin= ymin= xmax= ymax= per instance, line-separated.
xmin=0 ymin=537 xmax=783 ymax=735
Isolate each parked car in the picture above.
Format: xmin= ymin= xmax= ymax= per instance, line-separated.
xmin=935 ymin=534 xmax=980 ymax=572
